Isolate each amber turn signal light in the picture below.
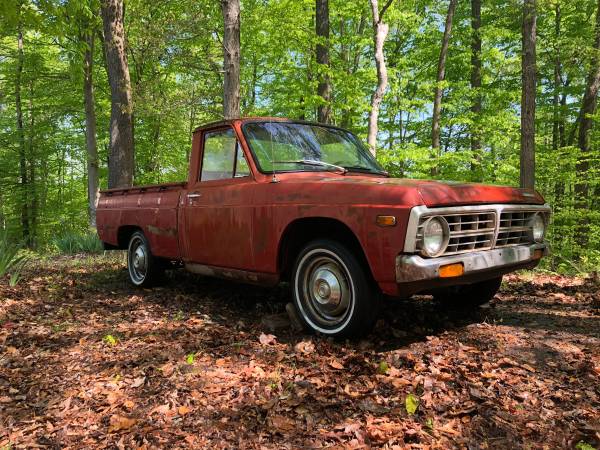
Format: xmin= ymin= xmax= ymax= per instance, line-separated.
xmin=533 ymin=249 xmax=543 ymax=259
xmin=439 ymin=262 xmax=464 ymax=278
xmin=376 ymin=215 xmax=396 ymax=227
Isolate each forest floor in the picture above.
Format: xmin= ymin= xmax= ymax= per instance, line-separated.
xmin=0 ymin=255 xmax=599 ymax=449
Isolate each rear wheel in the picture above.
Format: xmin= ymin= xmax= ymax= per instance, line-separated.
xmin=433 ymin=276 xmax=502 ymax=309
xmin=127 ymin=231 xmax=164 ymax=287
xmin=291 ymin=239 xmax=379 ymax=338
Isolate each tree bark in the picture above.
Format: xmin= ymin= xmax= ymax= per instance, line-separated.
xmin=100 ymin=0 xmax=134 ymax=189
xmin=431 ymin=0 xmax=458 ymax=176
xmin=470 ymin=0 xmax=482 ymax=179
xmin=367 ymin=0 xmax=392 ymax=156
xmin=575 ymin=0 xmax=600 ymax=207
xmin=83 ymin=30 xmax=100 ymax=227
xmin=520 ymin=0 xmax=536 ymax=190
xmin=551 ymin=4 xmax=561 ymax=153
xmin=221 ymin=0 xmax=241 ymax=120
xmin=15 ymin=24 xmax=30 ymax=246
xmin=316 ymin=0 xmax=332 ymax=124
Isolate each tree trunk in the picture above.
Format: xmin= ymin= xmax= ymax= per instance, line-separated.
xmin=431 ymin=0 xmax=458 ymax=176
xmin=100 ymin=0 xmax=134 ymax=189
xmin=15 ymin=25 xmax=30 ymax=246
xmin=316 ymin=0 xmax=332 ymax=124
xmin=575 ymin=0 xmax=600 ymax=207
xmin=221 ymin=0 xmax=241 ymax=120
xmin=83 ymin=30 xmax=100 ymax=227
xmin=520 ymin=0 xmax=536 ymax=190
xmin=552 ymin=3 xmax=564 ymax=205
xmin=470 ymin=0 xmax=482 ymax=179
xmin=551 ymin=4 xmax=561 ymax=153
xmin=367 ymin=0 xmax=392 ymax=156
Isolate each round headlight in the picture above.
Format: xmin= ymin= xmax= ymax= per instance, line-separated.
xmin=531 ymin=213 xmax=545 ymax=242
xmin=421 ymin=216 xmax=449 ymax=257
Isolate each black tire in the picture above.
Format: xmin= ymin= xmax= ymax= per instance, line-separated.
xmin=127 ymin=231 xmax=164 ymax=287
xmin=434 ymin=276 xmax=502 ymax=309
xmin=291 ymin=239 xmax=379 ymax=338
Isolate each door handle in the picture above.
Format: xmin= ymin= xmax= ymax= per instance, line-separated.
xmin=187 ymin=192 xmax=202 ymax=199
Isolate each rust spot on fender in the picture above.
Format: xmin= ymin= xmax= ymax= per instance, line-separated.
xmin=147 ymin=225 xmax=177 ymax=238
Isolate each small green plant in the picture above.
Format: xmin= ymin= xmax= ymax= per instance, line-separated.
xmin=186 ymin=352 xmax=195 ymax=364
xmin=103 ymin=334 xmax=118 ymax=346
xmin=377 ymin=360 xmax=390 ymax=375
xmin=0 ymin=230 xmax=28 ymax=285
xmin=575 ymin=442 xmax=596 ymax=450
xmin=405 ymin=393 xmax=419 ymax=415
xmin=52 ymin=231 xmax=104 ymax=255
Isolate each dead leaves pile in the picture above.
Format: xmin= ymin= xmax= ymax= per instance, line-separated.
xmin=0 ymin=257 xmax=599 ymax=448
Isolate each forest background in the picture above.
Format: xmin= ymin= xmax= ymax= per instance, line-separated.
xmin=1 ymin=0 xmax=599 ymax=273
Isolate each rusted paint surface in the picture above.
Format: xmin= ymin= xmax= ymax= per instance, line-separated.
xmin=96 ymin=117 xmax=547 ymax=296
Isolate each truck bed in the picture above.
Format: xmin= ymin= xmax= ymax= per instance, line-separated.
xmin=97 ymin=182 xmax=186 ymax=259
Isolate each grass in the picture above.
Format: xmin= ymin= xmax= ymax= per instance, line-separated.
xmin=0 ymin=230 xmax=28 ymax=285
xmin=52 ymin=231 xmax=104 ymax=255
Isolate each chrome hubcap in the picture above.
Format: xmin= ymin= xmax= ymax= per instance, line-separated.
xmin=298 ymin=252 xmax=352 ymax=328
xmin=128 ymin=237 xmax=148 ymax=284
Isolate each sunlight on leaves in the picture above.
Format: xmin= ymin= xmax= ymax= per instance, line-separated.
xmin=575 ymin=442 xmax=596 ymax=450
xmin=186 ymin=353 xmax=196 ymax=365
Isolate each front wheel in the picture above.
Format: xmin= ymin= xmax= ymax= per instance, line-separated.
xmin=127 ymin=231 xmax=164 ymax=287
xmin=433 ymin=276 xmax=502 ymax=309
xmin=291 ymin=239 xmax=379 ymax=338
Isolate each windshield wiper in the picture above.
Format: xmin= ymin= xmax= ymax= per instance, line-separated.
xmin=272 ymin=159 xmax=347 ymax=174
xmin=343 ymin=166 xmax=389 ymax=176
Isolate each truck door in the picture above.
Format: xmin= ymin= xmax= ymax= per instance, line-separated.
xmin=183 ymin=126 xmax=255 ymax=269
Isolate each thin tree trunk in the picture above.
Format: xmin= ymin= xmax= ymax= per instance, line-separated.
xmin=552 ymin=4 xmax=561 ymax=153
xmin=83 ymin=30 xmax=100 ymax=227
xmin=367 ymin=0 xmax=393 ymax=156
xmin=520 ymin=0 xmax=536 ymax=190
xmin=27 ymin=80 xmax=36 ymax=248
xmin=100 ymin=0 xmax=134 ymax=189
xmin=316 ymin=0 xmax=332 ymax=124
xmin=341 ymin=9 xmax=367 ymax=128
xmin=15 ymin=25 xmax=30 ymax=247
xmin=431 ymin=0 xmax=458 ymax=176
xmin=470 ymin=0 xmax=482 ymax=179
xmin=552 ymin=3 xmax=564 ymax=205
xmin=575 ymin=0 xmax=600 ymax=207
xmin=221 ymin=0 xmax=241 ymax=120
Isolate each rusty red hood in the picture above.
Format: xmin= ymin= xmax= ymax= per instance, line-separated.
xmin=412 ymin=179 xmax=545 ymax=207
xmin=281 ymin=173 xmax=545 ymax=207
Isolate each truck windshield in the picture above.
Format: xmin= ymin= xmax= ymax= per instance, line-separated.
xmin=242 ymin=121 xmax=386 ymax=175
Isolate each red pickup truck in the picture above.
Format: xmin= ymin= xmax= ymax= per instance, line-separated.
xmin=97 ymin=117 xmax=550 ymax=337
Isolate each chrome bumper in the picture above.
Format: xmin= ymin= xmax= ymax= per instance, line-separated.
xmin=396 ymin=243 xmax=548 ymax=283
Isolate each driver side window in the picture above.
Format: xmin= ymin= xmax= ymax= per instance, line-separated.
xmin=201 ymin=128 xmax=250 ymax=181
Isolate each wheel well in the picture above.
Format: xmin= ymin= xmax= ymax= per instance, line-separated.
xmin=117 ymin=225 xmax=142 ymax=249
xmin=278 ymin=217 xmax=374 ymax=282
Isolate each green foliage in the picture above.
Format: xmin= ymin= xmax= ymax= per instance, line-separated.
xmin=52 ymin=231 xmax=103 ymax=255
xmin=0 ymin=0 xmax=599 ymax=271
xmin=0 ymin=231 xmax=28 ymax=285
xmin=186 ymin=353 xmax=196 ymax=365
xmin=575 ymin=442 xmax=597 ymax=450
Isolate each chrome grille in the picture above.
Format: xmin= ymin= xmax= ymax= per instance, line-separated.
xmin=417 ymin=212 xmax=495 ymax=256
xmin=496 ymin=210 xmax=538 ymax=247
xmin=407 ymin=204 xmax=551 ymax=258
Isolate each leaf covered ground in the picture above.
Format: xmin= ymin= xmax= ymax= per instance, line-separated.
xmin=1 ymin=255 xmax=599 ymax=449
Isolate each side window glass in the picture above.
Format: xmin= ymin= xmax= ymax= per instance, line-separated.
xmin=235 ymin=143 xmax=251 ymax=178
xmin=200 ymin=128 xmax=236 ymax=181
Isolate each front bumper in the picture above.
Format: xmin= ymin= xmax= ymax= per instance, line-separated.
xmin=396 ymin=242 xmax=548 ymax=285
